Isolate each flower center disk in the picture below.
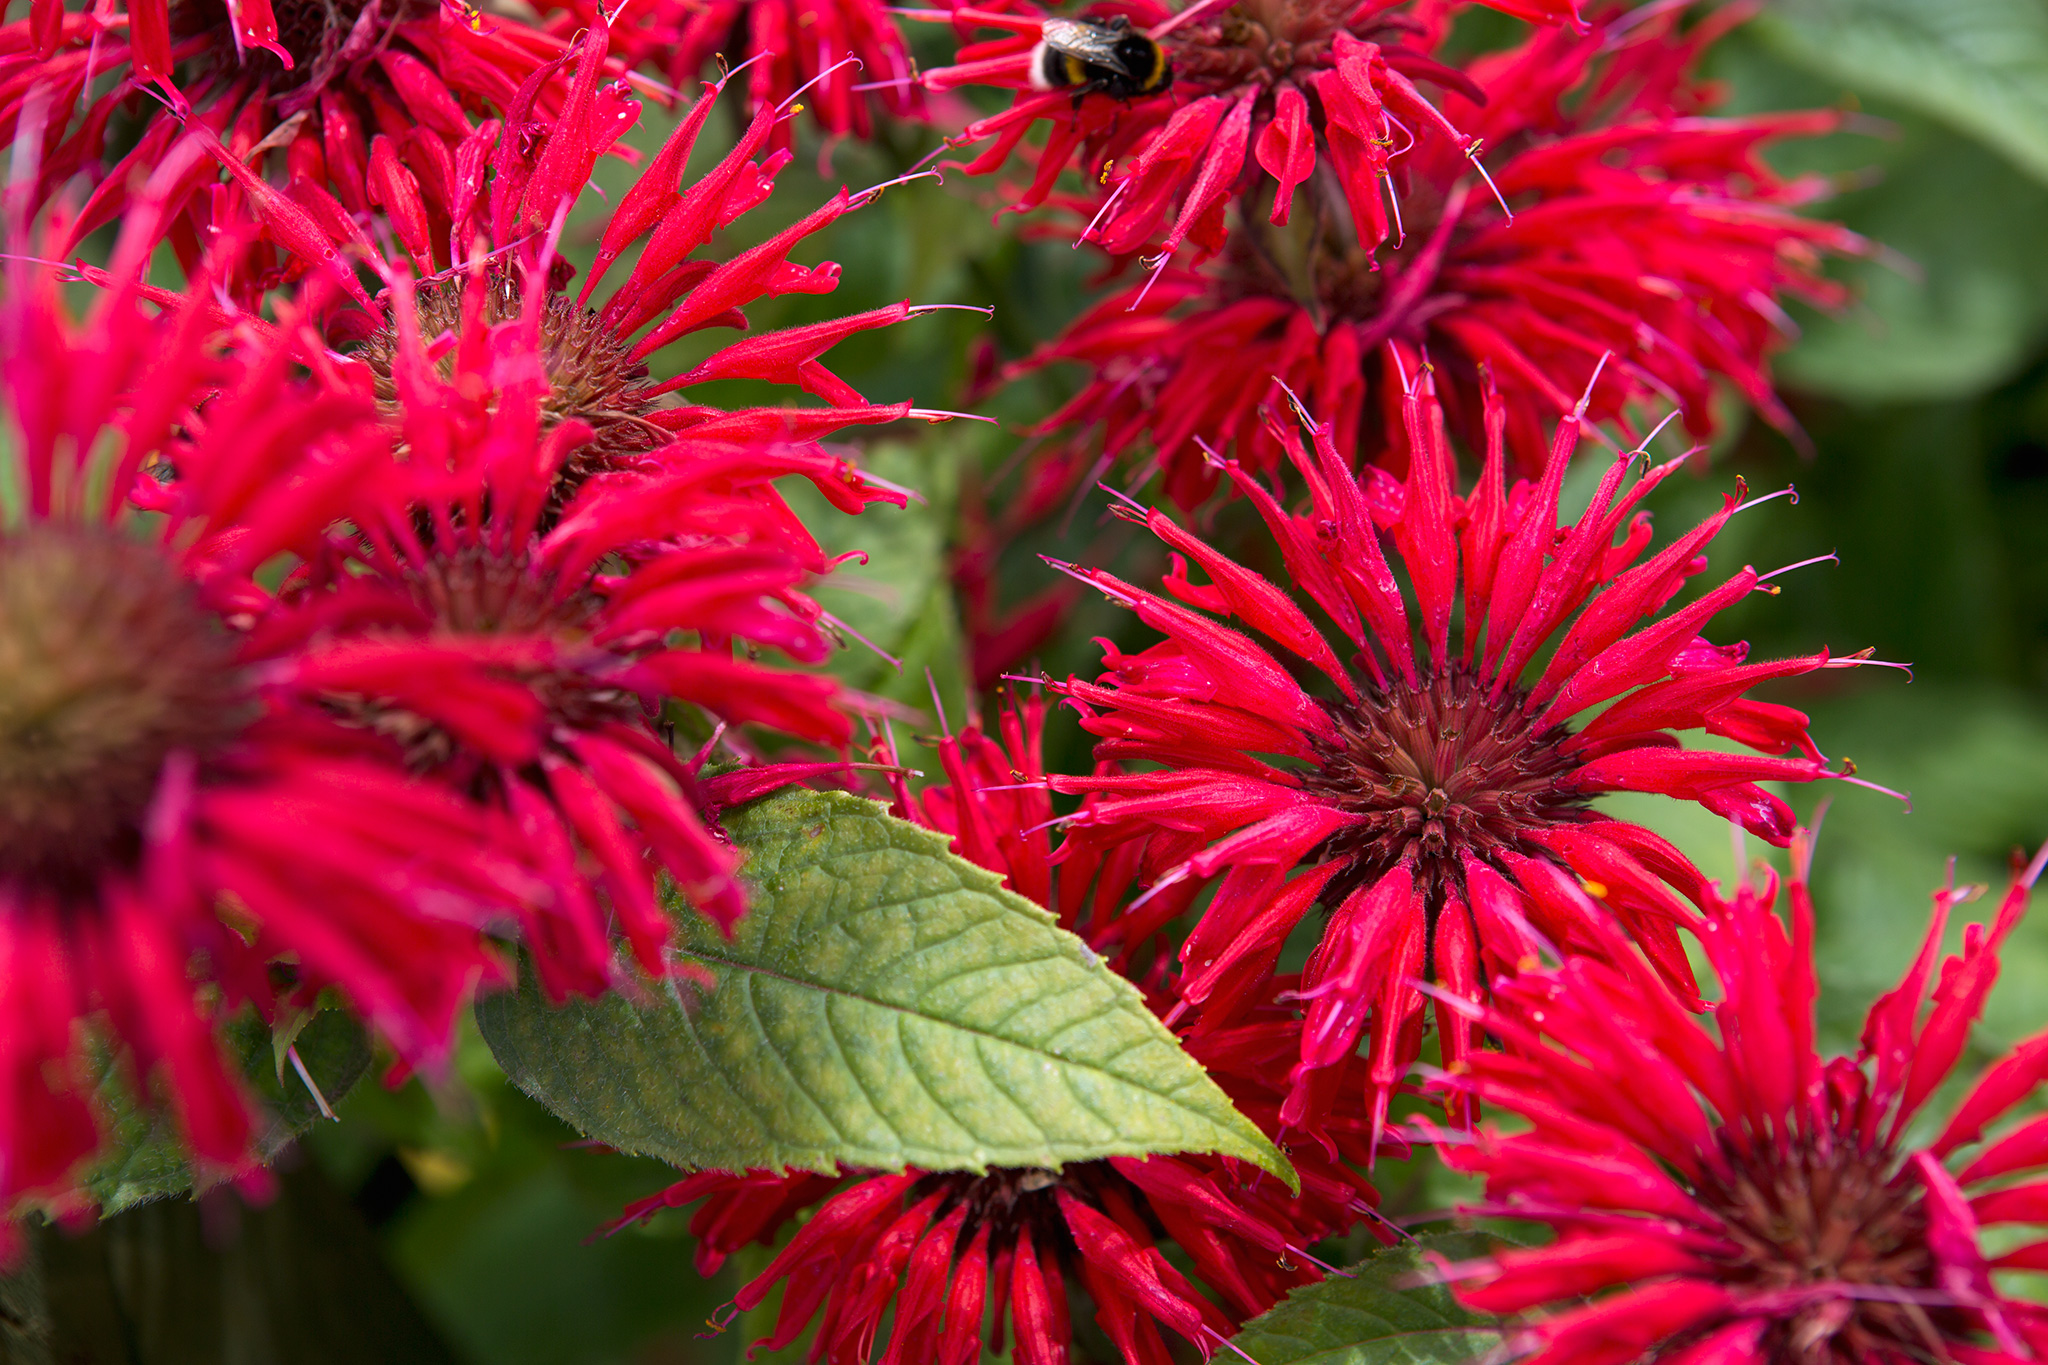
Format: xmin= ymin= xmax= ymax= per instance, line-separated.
xmin=0 ymin=525 xmax=246 ymax=895
xmin=358 ymin=269 xmax=659 ymax=495
xmin=1301 ymin=666 xmax=1584 ymax=907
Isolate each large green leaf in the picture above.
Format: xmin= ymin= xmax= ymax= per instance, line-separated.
xmin=1757 ymin=0 xmax=2048 ymax=186
xmin=1228 ymin=1233 xmax=1504 ymax=1365
xmin=81 ymin=1009 xmax=372 ymax=1218
xmin=477 ymin=787 xmax=1294 ymax=1185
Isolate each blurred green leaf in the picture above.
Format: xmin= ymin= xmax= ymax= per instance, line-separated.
xmin=1776 ymin=124 xmax=2048 ymax=402
xmin=29 ymin=1162 xmax=458 ymax=1365
xmin=1706 ymin=28 xmax=2048 ymax=401
xmin=1228 ymin=1233 xmax=1503 ymax=1365
xmin=81 ymin=1010 xmax=371 ymax=1220
xmin=477 ymin=787 xmax=1294 ymax=1185
xmin=1757 ymin=0 xmax=2048 ymax=185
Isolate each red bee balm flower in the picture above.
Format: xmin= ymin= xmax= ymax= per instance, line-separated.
xmin=9 ymin=0 xmax=617 ymax=300
xmin=919 ymin=0 xmax=1578 ymax=263
xmin=280 ymin=259 xmax=912 ymax=1000
xmin=998 ymin=3 xmax=1864 ymax=507
xmin=0 ymin=226 xmax=527 ymax=1241
xmin=607 ymin=696 xmax=1393 ymax=1365
xmin=536 ymin=0 xmax=922 ymax=145
xmin=316 ymin=29 xmax=973 ymax=486
xmin=1046 ymin=375 xmax=1896 ymax=1145
xmin=1430 ymin=838 xmax=2048 ymax=1365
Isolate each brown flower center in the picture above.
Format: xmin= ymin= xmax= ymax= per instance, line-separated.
xmin=0 ymin=525 xmax=247 ymax=897
xmin=177 ymin=0 xmax=433 ymax=89
xmin=1301 ymin=665 xmax=1585 ymax=909
xmin=333 ymin=546 xmax=637 ymax=776
xmin=909 ymin=1162 xmax=1142 ymax=1263
xmin=1698 ymin=1133 xmax=1958 ymax=1363
xmin=1164 ymin=0 xmax=1387 ymax=90
xmin=356 ymin=267 xmax=662 ymax=505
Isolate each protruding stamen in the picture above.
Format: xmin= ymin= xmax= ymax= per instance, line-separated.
xmin=906 ymin=407 xmax=999 ymax=424
xmin=1096 ymin=480 xmax=1148 ymax=514
xmin=822 ymin=611 xmax=903 ymax=670
xmin=1200 ymin=1323 xmax=1267 ymax=1365
xmin=1389 ymin=343 xmax=1414 ymax=396
xmin=1272 ymin=377 xmax=1322 ymax=434
xmin=852 ymin=168 xmax=944 ymax=205
xmin=1573 ymin=351 xmax=1612 ymax=422
xmin=1755 ymin=551 xmax=1838 ymax=585
xmin=1079 ymin=178 xmax=1133 ymax=247
xmin=778 ymin=54 xmax=864 ymax=113
xmin=1628 ymin=406 xmax=1686 ymax=458
xmin=1464 ymin=138 xmax=1514 ymax=221
xmin=1380 ymin=110 xmax=1418 ymax=159
xmin=926 ymin=667 xmax=950 ymax=737
xmin=287 ymin=1045 xmax=338 ymax=1120
xmin=1731 ymin=483 xmax=1799 ymax=516
xmin=1284 ymin=1244 xmax=1355 ymax=1278
xmin=1125 ymin=251 xmax=1174 ymax=313
xmin=907 ymin=303 xmax=995 ymax=318
xmin=1382 ymin=173 xmax=1405 ymax=248
xmin=1824 ymin=648 xmax=1914 ymax=681
xmin=1040 ymin=555 xmax=1137 ymax=606
xmin=1831 ymin=761 xmax=1911 ymax=812
xmin=2023 ymin=840 xmax=2048 ymax=892
xmin=711 ymin=49 xmax=773 ymax=91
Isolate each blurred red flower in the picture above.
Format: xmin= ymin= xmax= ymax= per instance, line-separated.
xmin=0 ymin=200 xmax=533 ymax=1245
xmin=536 ymin=0 xmax=922 ymax=146
xmin=8 ymin=0 xmax=625 ymax=301
xmin=958 ymin=3 xmax=1864 ymax=510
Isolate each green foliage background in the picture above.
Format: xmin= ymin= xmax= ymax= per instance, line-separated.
xmin=15 ymin=1 xmax=2048 ymax=1361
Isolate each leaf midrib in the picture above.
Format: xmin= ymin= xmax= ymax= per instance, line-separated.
xmin=674 ymin=941 xmax=1221 ymax=1116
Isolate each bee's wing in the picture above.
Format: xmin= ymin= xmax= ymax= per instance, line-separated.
xmin=1040 ymin=19 xmax=1136 ymax=77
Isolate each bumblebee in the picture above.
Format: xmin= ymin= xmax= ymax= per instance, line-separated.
xmin=1028 ymin=16 xmax=1172 ymax=100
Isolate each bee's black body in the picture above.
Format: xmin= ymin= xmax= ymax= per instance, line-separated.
xmin=1028 ymin=17 xmax=1172 ymax=100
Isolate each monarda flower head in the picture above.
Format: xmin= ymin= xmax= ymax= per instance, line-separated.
xmin=315 ymin=26 xmax=976 ymax=500
xmin=1428 ymin=836 xmax=2048 ymax=1365
xmin=606 ymin=693 xmax=1393 ymax=1365
xmin=1044 ymin=372 xmax=1899 ymax=1146
xmin=535 ymin=0 xmax=922 ymax=147
xmin=999 ymin=3 xmax=1864 ymax=509
xmin=9 ymin=0 xmax=620 ymax=301
xmin=0 ymin=201 xmax=532 ymax=1244
xmin=914 ymin=0 xmax=1580 ymax=266
xmin=275 ymin=249 xmax=912 ymax=1002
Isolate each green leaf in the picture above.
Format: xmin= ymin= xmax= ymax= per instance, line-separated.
xmin=476 ymin=787 xmax=1295 ymax=1186
xmin=81 ymin=1009 xmax=373 ymax=1218
xmin=32 ymin=1162 xmax=460 ymax=1364
xmin=1773 ymin=120 xmax=2048 ymax=402
xmin=1756 ymin=0 xmax=2048 ymax=185
xmin=1228 ymin=1233 xmax=1505 ymax=1365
